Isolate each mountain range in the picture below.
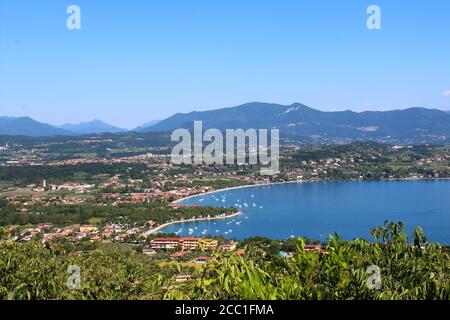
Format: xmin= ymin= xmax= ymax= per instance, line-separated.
xmin=57 ymin=119 xmax=126 ymax=135
xmin=133 ymin=120 xmax=161 ymax=132
xmin=144 ymin=102 xmax=450 ymax=141
xmin=1 ymin=103 xmax=450 ymax=141
xmin=0 ymin=118 xmax=127 ymax=137
xmin=0 ymin=117 xmax=72 ymax=136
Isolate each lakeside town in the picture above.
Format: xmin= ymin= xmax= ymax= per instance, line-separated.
xmin=1 ymin=137 xmax=449 ymax=237
xmin=0 ymin=134 xmax=449 ymax=296
xmin=2 ymin=0 xmax=450 ymax=303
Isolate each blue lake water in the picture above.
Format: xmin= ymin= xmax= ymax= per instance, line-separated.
xmin=161 ymin=180 xmax=450 ymax=244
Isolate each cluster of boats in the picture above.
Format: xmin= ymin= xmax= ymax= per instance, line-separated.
xmin=173 ymin=192 xmax=263 ymax=236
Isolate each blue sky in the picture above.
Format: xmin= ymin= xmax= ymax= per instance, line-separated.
xmin=0 ymin=0 xmax=449 ymax=128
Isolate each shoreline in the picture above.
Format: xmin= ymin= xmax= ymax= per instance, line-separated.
xmin=143 ymin=211 xmax=243 ymax=237
xmin=173 ymin=180 xmax=303 ymax=204
xmin=151 ymin=177 xmax=449 ymax=237
xmin=174 ymin=177 xmax=450 ymax=204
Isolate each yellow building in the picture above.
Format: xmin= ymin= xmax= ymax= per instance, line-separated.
xmin=181 ymin=237 xmax=200 ymax=251
xmin=80 ymin=224 xmax=98 ymax=233
xmin=199 ymin=239 xmax=218 ymax=251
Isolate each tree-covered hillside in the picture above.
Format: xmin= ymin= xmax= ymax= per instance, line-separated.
xmin=1 ymin=221 xmax=448 ymax=300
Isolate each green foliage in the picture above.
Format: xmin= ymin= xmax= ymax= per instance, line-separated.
xmin=0 ymin=163 xmax=149 ymax=186
xmin=0 ymin=200 xmax=236 ymax=227
xmin=0 ymin=222 xmax=448 ymax=300
xmin=0 ymin=242 xmax=165 ymax=300
xmin=191 ymin=179 xmax=251 ymax=189
xmin=166 ymin=222 xmax=450 ymax=300
xmin=0 ymin=198 xmax=7 ymax=209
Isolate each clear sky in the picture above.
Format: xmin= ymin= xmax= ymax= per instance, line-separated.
xmin=1 ymin=0 xmax=449 ymax=129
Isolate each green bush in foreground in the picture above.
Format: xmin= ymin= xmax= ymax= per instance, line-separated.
xmin=0 ymin=221 xmax=449 ymax=300
xmin=166 ymin=221 xmax=449 ymax=300
xmin=0 ymin=243 xmax=164 ymax=300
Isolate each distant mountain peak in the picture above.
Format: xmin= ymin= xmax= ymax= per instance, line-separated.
xmin=142 ymin=102 xmax=450 ymax=142
xmin=1 ymin=103 xmax=449 ymax=141
xmin=58 ymin=119 xmax=125 ymax=134
xmin=0 ymin=116 xmax=72 ymax=137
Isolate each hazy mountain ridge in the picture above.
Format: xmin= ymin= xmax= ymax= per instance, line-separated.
xmin=1 ymin=103 xmax=450 ymax=141
xmin=57 ymin=119 xmax=126 ymax=134
xmin=133 ymin=120 xmax=161 ymax=132
xmin=0 ymin=117 xmax=125 ymax=137
xmin=145 ymin=102 xmax=450 ymax=141
xmin=0 ymin=117 xmax=72 ymax=137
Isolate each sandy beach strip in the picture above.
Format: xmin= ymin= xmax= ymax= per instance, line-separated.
xmin=143 ymin=211 xmax=243 ymax=237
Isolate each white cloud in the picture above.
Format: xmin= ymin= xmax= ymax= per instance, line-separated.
xmin=443 ymin=90 xmax=450 ymax=97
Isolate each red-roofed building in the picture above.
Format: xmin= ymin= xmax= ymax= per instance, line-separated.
xmin=150 ymin=238 xmax=180 ymax=250
xmin=219 ymin=241 xmax=237 ymax=251
xmin=180 ymin=237 xmax=201 ymax=251
xmin=169 ymin=202 xmax=181 ymax=208
xmin=194 ymin=256 xmax=209 ymax=264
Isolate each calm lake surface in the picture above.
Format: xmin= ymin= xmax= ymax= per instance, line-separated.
xmin=161 ymin=180 xmax=450 ymax=244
